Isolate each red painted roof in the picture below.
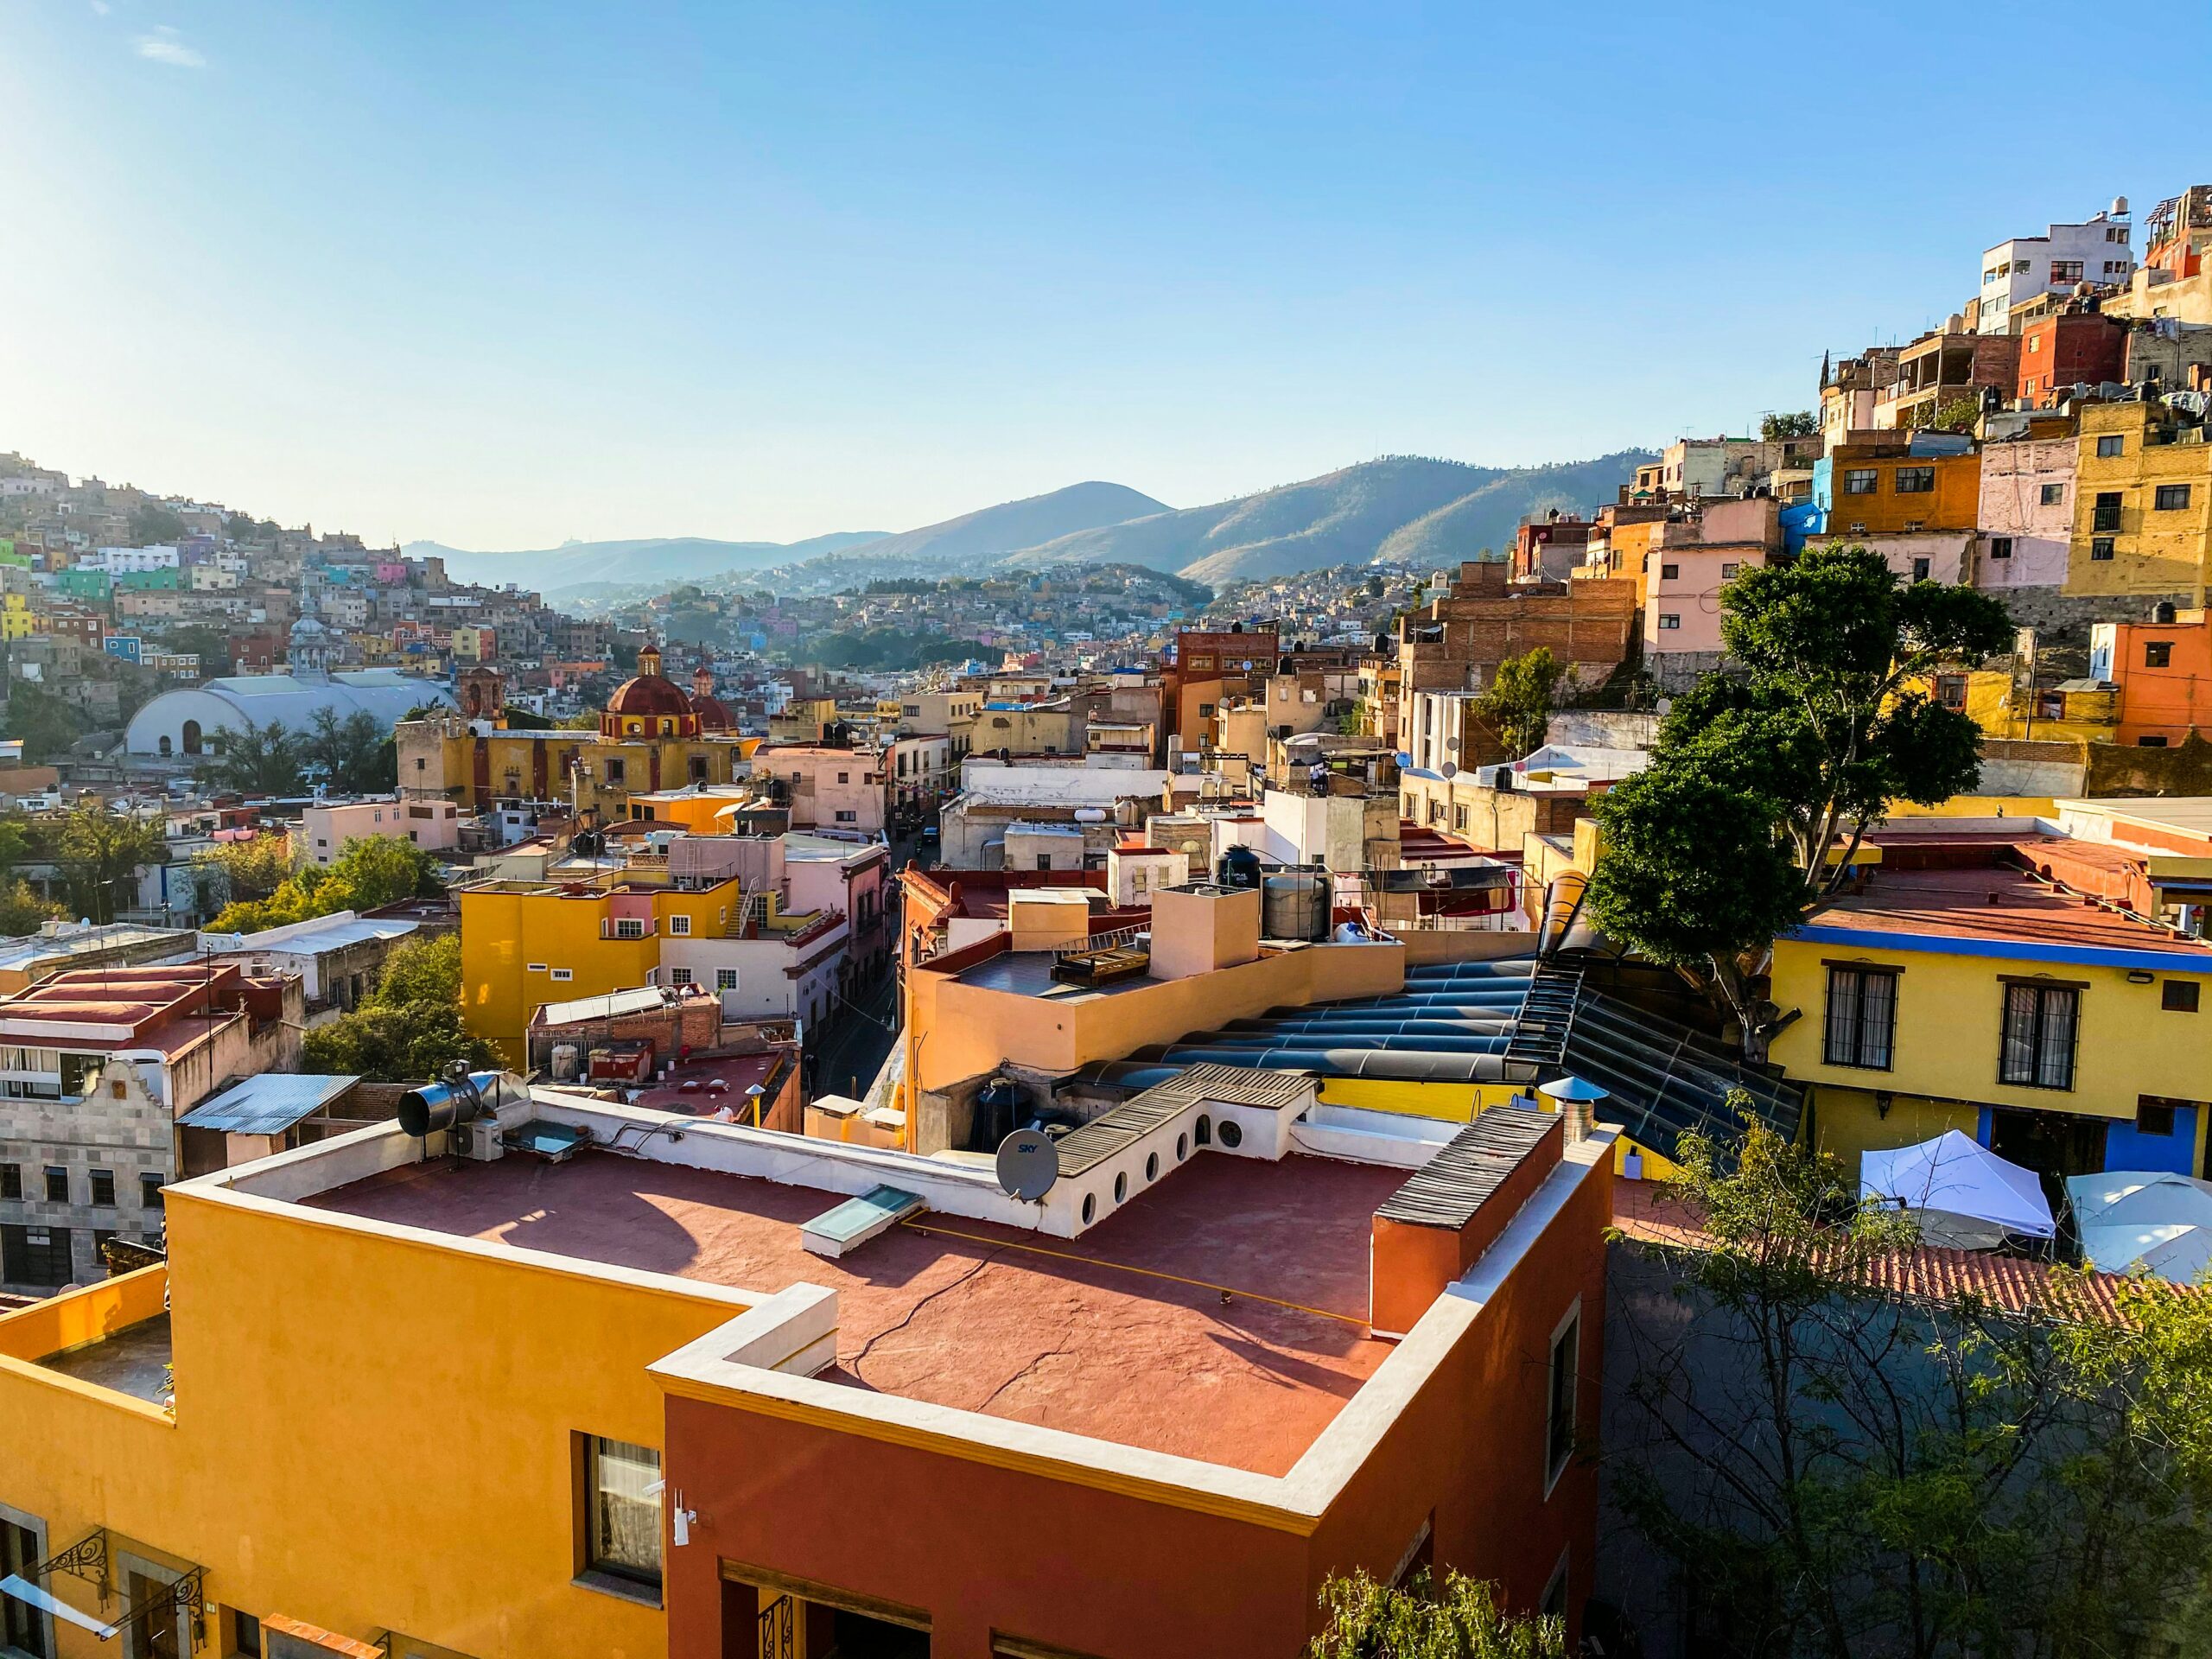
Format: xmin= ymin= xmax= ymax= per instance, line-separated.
xmin=1808 ymin=861 xmax=2211 ymax=957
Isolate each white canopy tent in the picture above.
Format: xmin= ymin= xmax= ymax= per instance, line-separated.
xmin=2067 ymin=1171 xmax=2212 ymax=1281
xmin=1861 ymin=1130 xmax=2055 ymax=1249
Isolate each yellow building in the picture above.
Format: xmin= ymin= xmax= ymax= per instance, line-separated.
xmin=2064 ymin=401 xmax=2212 ymax=604
xmin=0 ymin=594 xmax=35 ymax=640
xmin=0 ymin=1127 xmax=756 ymax=1659
xmin=1771 ymin=843 xmax=2212 ymax=1184
xmin=1902 ymin=666 xmax=2119 ymax=745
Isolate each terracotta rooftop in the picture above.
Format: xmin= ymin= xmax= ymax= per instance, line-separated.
xmin=1800 ymin=861 xmax=2212 ymax=963
xmin=308 ymin=1146 xmax=1403 ymax=1475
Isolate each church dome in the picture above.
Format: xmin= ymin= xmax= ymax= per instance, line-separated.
xmin=604 ymin=675 xmax=694 ymax=719
xmin=601 ymin=642 xmax=701 ymax=739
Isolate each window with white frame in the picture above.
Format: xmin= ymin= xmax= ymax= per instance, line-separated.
xmin=1545 ymin=1304 xmax=1580 ymax=1492
xmin=668 ymin=915 xmax=691 ymax=936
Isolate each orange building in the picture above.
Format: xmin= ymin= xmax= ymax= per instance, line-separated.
xmin=1164 ymin=625 xmax=1278 ymax=744
xmin=2092 ymin=613 xmax=2212 ymax=745
xmin=1820 ymin=440 xmax=1981 ymax=537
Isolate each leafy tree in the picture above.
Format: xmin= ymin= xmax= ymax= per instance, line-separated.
xmin=499 ymin=704 xmax=556 ymax=730
xmin=301 ymin=934 xmax=496 ymax=1083
xmin=1477 ymin=645 xmax=1566 ymax=760
xmin=129 ymin=502 xmax=188 ymax=545
xmin=207 ymin=717 xmax=305 ymax=795
xmin=0 ymin=880 xmax=62 ymax=936
xmin=1611 ymin=1115 xmax=2212 ymax=1659
xmin=55 ymin=800 xmax=165 ymax=923
xmin=195 ymin=833 xmax=296 ymax=906
xmin=302 ymin=708 xmax=390 ymax=794
xmin=209 ymin=833 xmax=442 ymax=933
xmin=3 ymin=681 xmax=89 ymax=764
xmin=1760 ymin=410 xmax=1818 ymax=441
xmin=1309 ymin=1570 xmax=1564 ymax=1659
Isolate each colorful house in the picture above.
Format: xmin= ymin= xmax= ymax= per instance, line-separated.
xmin=2065 ymin=400 xmax=2212 ymax=602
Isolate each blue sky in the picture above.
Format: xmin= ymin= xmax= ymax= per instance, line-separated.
xmin=4 ymin=2 xmax=2207 ymax=550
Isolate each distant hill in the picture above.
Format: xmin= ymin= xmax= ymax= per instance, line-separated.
xmin=1003 ymin=454 xmax=1656 ymax=587
xmin=404 ymin=531 xmax=889 ymax=591
xmin=840 ymin=480 xmax=1172 ymax=566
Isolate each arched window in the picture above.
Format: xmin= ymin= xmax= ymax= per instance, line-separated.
xmin=181 ymin=719 xmax=202 ymax=755
xmin=157 ymin=735 xmax=173 ymax=757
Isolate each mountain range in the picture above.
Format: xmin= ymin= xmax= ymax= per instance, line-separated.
xmin=412 ymin=450 xmax=1654 ymax=600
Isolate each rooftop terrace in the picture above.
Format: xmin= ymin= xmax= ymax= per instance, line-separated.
xmin=307 ymin=1143 xmax=1405 ymax=1475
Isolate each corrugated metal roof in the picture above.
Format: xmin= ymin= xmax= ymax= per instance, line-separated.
xmin=534 ymin=986 xmax=671 ymax=1026
xmin=1055 ymin=1063 xmax=1315 ymax=1177
xmin=177 ymin=1071 xmax=362 ymax=1135
xmin=1375 ymin=1106 xmax=1555 ymax=1230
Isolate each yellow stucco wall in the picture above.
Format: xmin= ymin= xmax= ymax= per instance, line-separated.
xmin=0 ymin=1167 xmax=757 ymax=1658
xmin=461 ymin=883 xmax=738 ymax=1065
xmin=1770 ymin=935 xmax=2212 ymax=1175
xmin=2065 ymin=403 xmax=2212 ymax=601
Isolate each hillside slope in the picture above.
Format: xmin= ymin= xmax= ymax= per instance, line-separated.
xmin=848 ymin=480 xmax=1172 ymax=565
xmin=1005 ymin=454 xmax=1653 ymax=586
xmin=410 ymin=531 xmax=887 ymax=590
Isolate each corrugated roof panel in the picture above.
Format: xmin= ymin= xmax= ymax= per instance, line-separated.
xmin=176 ymin=1071 xmax=362 ymax=1135
xmin=1375 ymin=1106 xmax=1554 ymax=1230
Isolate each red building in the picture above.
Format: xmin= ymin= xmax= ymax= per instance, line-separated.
xmin=1510 ymin=512 xmax=1593 ymax=583
xmin=2018 ymin=310 xmax=2128 ymax=406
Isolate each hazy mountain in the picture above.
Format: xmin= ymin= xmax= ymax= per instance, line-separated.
xmin=404 ymin=531 xmax=888 ymax=591
xmin=1004 ymin=454 xmax=1656 ymax=587
xmin=841 ymin=480 xmax=1172 ymax=566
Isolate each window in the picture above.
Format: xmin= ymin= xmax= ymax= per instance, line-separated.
xmin=2040 ymin=482 xmax=2065 ymax=506
xmin=1824 ymin=965 xmax=1897 ymax=1070
xmin=2137 ymin=1096 xmax=2177 ymax=1138
xmin=667 ymin=915 xmax=690 ymax=936
xmin=715 ymin=969 xmax=738 ymax=991
xmin=233 ymin=1611 xmax=263 ymax=1656
xmin=1988 ymin=536 xmax=2014 ymax=560
xmin=835 ymin=810 xmax=857 ymax=823
xmin=2 ymin=1513 xmax=47 ymax=1659
xmin=89 ymin=1169 xmax=114 ymax=1208
xmin=1720 ymin=562 xmax=1740 ymax=578
xmin=2096 ymin=435 xmax=2125 ymax=459
xmin=1659 ymin=563 xmax=1680 ymax=580
xmin=0 ymin=1164 xmax=16 ymax=1201
xmin=1545 ymin=1307 xmax=1580 ymax=1491
xmin=1843 ymin=467 xmax=1879 ymax=495
xmin=836 ymin=772 xmax=849 ymax=785
xmin=1197 ymin=702 xmax=1215 ymax=719
xmin=2164 ymin=980 xmax=2201 ymax=1013
xmin=667 ymin=968 xmax=693 ymax=988
xmin=1936 ymin=673 xmax=1967 ymax=710
xmin=3 ymin=1224 xmax=73 ymax=1287
xmin=43 ymin=1166 xmax=67 ymax=1203
xmin=2147 ymin=641 xmax=2174 ymax=668
xmin=2091 ymin=537 xmax=2115 ymax=561
xmin=141 ymin=1173 xmax=163 ymax=1211
xmin=1999 ymin=982 xmax=2078 ymax=1090
xmin=2154 ymin=484 xmax=2193 ymax=512
xmin=1894 ymin=466 xmax=1936 ymax=493
xmin=580 ymin=1435 xmax=662 ymax=1591
xmin=2140 ymin=734 xmax=2171 ymax=747
xmin=550 ymin=968 xmax=573 ymax=982
xmin=2051 ymin=259 xmax=2083 ymax=283
xmin=613 ymin=917 xmax=645 ymax=940
xmin=1656 ymin=613 xmax=1681 ymax=631
xmin=1911 ymin=557 xmax=1931 ymax=581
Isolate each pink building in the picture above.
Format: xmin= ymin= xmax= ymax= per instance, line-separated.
xmin=1647 ymin=544 xmax=1765 ymax=658
xmin=302 ymin=798 xmax=462 ymax=864
xmin=1974 ymin=435 xmax=2075 ymax=588
xmin=757 ymin=745 xmax=887 ymax=833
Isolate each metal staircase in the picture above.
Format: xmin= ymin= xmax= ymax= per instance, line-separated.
xmin=1503 ymin=959 xmax=1585 ymax=1069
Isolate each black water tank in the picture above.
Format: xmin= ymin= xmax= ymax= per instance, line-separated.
xmin=974 ymin=1075 xmax=1023 ymax=1151
xmin=1218 ymin=844 xmax=1263 ymax=890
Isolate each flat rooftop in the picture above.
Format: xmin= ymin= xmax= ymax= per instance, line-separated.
xmin=1803 ymin=863 xmax=2212 ymax=962
xmin=307 ymin=1145 xmax=1403 ymax=1475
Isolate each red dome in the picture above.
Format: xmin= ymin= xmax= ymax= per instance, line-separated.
xmin=605 ymin=675 xmax=695 ymax=718
xmin=692 ymin=694 xmax=735 ymax=731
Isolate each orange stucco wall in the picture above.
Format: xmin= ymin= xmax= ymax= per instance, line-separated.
xmin=658 ymin=1149 xmax=1613 ymax=1659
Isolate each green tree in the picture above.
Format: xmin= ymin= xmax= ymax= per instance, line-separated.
xmin=195 ymin=833 xmax=296 ymax=906
xmin=207 ymin=717 xmax=306 ymax=795
xmin=1760 ymin=410 xmax=1818 ymax=441
xmin=301 ymin=934 xmax=496 ymax=1083
xmin=1477 ymin=645 xmax=1566 ymax=760
xmin=0 ymin=879 xmax=63 ymax=936
xmin=1309 ymin=1570 xmax=1564 ymax=1659
xmin=3 ymin=681 xmax=89 ymax=764
xmin=55 ymin=800 xmax=165 ymax=923
xmin=129 ymin=502 xmax=188 ymax=545
xmin=1611 ymin=1116 xmax=2212 ymax=1659
xmin=209 ymin=833 xmax=442 ymax=933
xmin=302 ymin=708 xmax=391 ymax=794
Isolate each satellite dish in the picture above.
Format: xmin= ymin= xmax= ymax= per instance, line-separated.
xmin=995 ymin=1128 xmax=1059 ymax=1202
xmin=1655 ymin=698 xmax=1674 ymax=716
xmin=1440 ymin=761 xmax=1459 ymax=779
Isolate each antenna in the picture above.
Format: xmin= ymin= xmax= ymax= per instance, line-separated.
xmin=995 ymin=1126 xmax=1058 ymax=1202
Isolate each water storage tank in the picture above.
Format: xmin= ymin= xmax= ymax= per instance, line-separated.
xmin=1217 ymin=844 xmax=1263 ymax=891
xmin=1262 ymin=870 xmax=1331 ymax=942
xmin=550 ymin=1044 xmax=580 ymax=1083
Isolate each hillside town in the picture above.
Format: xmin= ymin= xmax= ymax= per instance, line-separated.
xmin=4 ymin=184 xmax=2212 ymax=1659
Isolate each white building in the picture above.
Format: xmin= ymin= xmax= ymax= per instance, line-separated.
xmin=93 ymin=544 xmax=181 ymax=574
xmin=125 ymin=670 xmax=455 ymax=758
xmin=1978 ymin=203 xmax=2136 ymax=334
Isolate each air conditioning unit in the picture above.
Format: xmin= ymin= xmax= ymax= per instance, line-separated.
xmin=460 ymin=1115 xmax=505 ymax=1162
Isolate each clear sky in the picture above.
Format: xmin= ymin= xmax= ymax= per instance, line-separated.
xmin=4 ymin=2 xmax=2207 ymax=550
